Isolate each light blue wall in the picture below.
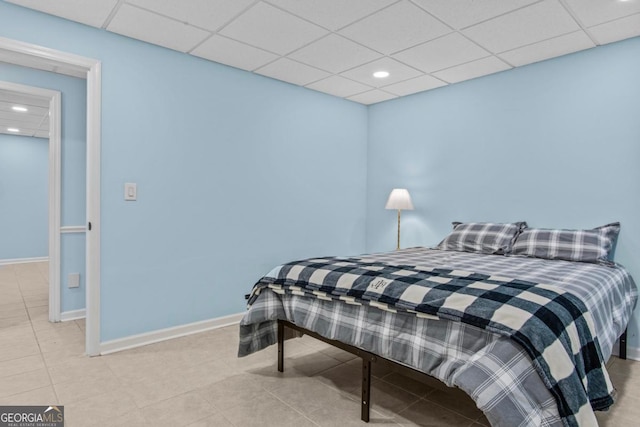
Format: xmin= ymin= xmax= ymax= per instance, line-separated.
xmin=367 ymin=37 xmax=640 ymax=347
xmin=0 ymin=63 xmax=87 ymax=227
xmin=0 ymin=61 xmax=87 ymax=313
xmin=0 ymin=2 xmax=368 ymax=341
xmin=61 ymin=233 xmax=86 ymax=311
xmin=0 ymin=134 xmax=48 ymax=260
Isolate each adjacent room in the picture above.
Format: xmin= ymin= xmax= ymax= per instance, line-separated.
xmin=1 ymin=1 xmax=639 ymax=426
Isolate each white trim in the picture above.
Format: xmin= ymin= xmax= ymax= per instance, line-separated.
xmin=0 ymin=37 xmax=102 ymax=356
xmin=0 ymin=36 xmax=98 ymax=76
xmin=85 ymin=61 xmax=102 ymax=356
xmin=610 ymin=344 xmax=640 ymax=362
xmin=99 ymin=312 xmax=244 ymax=355
xmin=0 ymin=256 xmax=48 ymax=266
xmin=61 ymin=225 xmax=87 ymax=234
xmin=49 ymin=89 xmax=62 ymax=323
xmin=61 ymin=309 xmax=86 ymax=322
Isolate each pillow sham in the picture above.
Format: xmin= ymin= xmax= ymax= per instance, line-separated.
xmin=436 ymin=221 xmax=527 ymax=255
xmin=510 ymin=222 xmax=620 ymax=266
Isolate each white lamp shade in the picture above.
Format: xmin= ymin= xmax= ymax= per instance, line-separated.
xmin=385 ymin=188 xmax=414 ymax=210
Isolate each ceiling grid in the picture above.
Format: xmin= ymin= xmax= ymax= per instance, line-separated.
xmin=3 ymin=0 xmax=639 ymax=104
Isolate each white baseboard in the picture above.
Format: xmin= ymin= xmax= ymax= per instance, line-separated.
xmin=94 ymin=312 xmax=640 ymax=362
xmin=61 ymin=308 xmax=86 ymax=322
xmin=0 ymin=256 xmax=48 ymax=266
xmin=99 ymin=312 xmax=244 ymax=355
xmin=610 ymin=344 xmax=640 ymax=362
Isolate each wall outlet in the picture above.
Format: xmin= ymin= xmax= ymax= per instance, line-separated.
xmin=68 ymin=273 xmax=80 ymax=288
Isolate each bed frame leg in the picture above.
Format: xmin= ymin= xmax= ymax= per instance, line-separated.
xmin=620 ymin=328 xmax=627 ymax=360
xmin=361 ymin=358 xmax=371 ymax=422
xmin=277 ymin=320 xmax=284 ymax=372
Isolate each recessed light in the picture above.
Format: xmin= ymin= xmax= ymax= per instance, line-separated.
xmin=7 ymin=128 xmax=20 ymax=133
xmin=373 ymin=71 xmax=390 ymax=79
xmin=12 ymin=105 xmax=28 ymax=112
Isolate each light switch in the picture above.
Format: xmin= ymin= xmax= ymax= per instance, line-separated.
xmin=124 ymin=183 xmax=137 ymax=201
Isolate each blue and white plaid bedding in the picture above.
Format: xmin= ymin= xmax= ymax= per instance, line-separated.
xmin=239 ymin=248 xmax=637 ymax=427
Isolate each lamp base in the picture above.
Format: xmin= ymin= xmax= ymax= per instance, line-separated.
xmin=396 ymin=209 xmax=401 ymax=250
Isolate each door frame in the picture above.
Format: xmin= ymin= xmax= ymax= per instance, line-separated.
xmin=0 ymin=36 xmax=102 ymax=356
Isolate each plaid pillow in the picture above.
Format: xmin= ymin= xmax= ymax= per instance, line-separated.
xmin=511 ymin=222 xmax=620 ymax=265
xmin=436 ymin=222 xmax=527 ymax=255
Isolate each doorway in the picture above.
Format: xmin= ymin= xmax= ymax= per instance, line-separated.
xmin=0 ymin=36 xmax=102 ymax=356
xmin=0 ymin=81 xmax=61 ymax=325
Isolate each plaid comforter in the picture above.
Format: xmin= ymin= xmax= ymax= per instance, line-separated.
xmin=239 ymin=248 xmax=637 ymax=427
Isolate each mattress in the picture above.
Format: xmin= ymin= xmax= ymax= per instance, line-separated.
xmin=239 ymin=248 xmax=637 ymax=427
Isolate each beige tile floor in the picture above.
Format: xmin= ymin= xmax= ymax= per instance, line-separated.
xmin=0 ymin=261 xmax=638 ymax=426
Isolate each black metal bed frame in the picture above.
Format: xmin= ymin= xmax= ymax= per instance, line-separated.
xmin=276 ymin=319 xmax=628 ymax=423
xmin=619 ymin=328 xmax=628 ymax=360
xmin=277 ymin=319 xmax=435 ymax=422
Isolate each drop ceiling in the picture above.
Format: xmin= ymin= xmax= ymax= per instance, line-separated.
xmin=0 ymin=88 xmax=49 ymax=138
xmin=5 ymin=0 xmax=640 ymax=104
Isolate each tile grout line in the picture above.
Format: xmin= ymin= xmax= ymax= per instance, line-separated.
xmin=25 ymin=265 xmax=61 ymax=404
xmin=263 ymin=387 xmax=322 ymax=426
xmin=0 ymin=263 xmax=60 ymax=402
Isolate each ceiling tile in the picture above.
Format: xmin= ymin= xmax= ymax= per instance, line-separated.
xmin=347 ymin=89 xmax=397 ymax=105
xmin=107 ymin=4 xmax=210 ymax=52
xmin=339 ymin=1 xmax=451 ymax=54
xmin=0 ymin=90 xmax=50 ymax=139
xmin=0 ymin=107 xmax=48 ymax=121
xmin=8 ymin=0 xmax=640 ymax=104
xmin=219 ymin=2 xmax=327 ymax=55
xmin=0 ymin=90 xmax=50 ymax=109
xmin=393 ymin=33 xmax=490 ymax=73
xmin=12 ymin=123 xmax=39 ymax=135
xmin=255 ymin=58 xmax=330 ymax=86
xmin=0 ymin=117 xmax=19 ymax=127
xmin=411 ymin=0 xmax=540 ymax=30
xmin=433 ymin=56 xmax=511 ymax=83
xmin=463 ymin=0 xmax=581 ymax=53
xmin=306 ymin=76 xmax=373 ymax=98
xmin=589 ymin=13 xmax=640 ymax=45
xmin=0 ymin=121 xmax=44 ymax=134
xmin=126 ymin=0 xmax=255 ymax=32
xmin=340 ymin=57 xmax=422 ymax=87
xmin=265 ymin=0 xmax=396 ymax=31
xmin=0 ymin=118 xmax=38 ymax=131
xmin=499 ymin=31 xmax=595 ymax=67
xmin=381 ymin=74 xmax=447 ymax=96
xmin=191 ymin=35 xmax=278 ymax=71
xmin=0 ymin=108 xmax=22 ymax=120
xmin=0 ymin=113 xmax=42 ymax=128
xmin=564 ymin=0 xmax=640 ymax=28
xmin=0 ymin=123 xmax=30 ymax=136
xmin=34 ymin=130 xmax=50 ymax=139
xmin=5 ymin=0 xmax=119 ymax=28
xmin=288 ymin=34 xmax=382 ymax=73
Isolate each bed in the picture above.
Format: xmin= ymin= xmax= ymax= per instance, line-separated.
xmin=238 ymin=223 xmax=637 ymax=427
